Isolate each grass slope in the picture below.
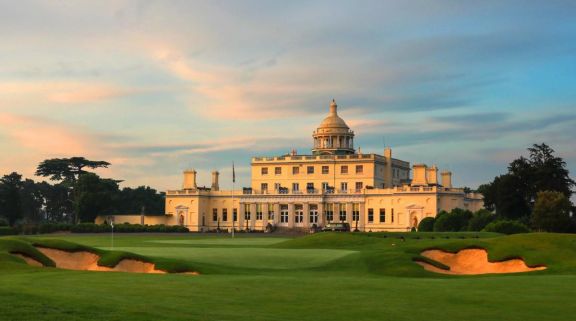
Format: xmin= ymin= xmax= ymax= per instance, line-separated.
xmin=1 ymin=232 xmax=575 ymax=321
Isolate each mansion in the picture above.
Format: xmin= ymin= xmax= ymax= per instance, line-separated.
xmin=98 ymin=100 xmax=484 ymax=231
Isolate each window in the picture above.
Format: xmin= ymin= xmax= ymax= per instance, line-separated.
xmin=222 ymin=208 xmax=228 ymax=222
xmin=292 ymin=166 xmax=299 ymax=175
xmin=244 ymin=204 xmax=251 ymax=220
xmin=352 ymin=204 xmax=359 ymax=222
xmin=295 ymin=204 xmax=304 ymax=223
xmin=391 ymin=209 xmax=394 ymax=223
xmin=339 ymin=204 xmax=347 ymax=221
xmin=307 ymin=166 xmax=314 ymax=174
xmin=280 ymin=204 xmax=289 ymax=223
xmin=322 ymin=166 xmax=329 ymax=174
xmin=275 ymin=167 xmax=281 ymax=175
xmin=233 ymin=208 xmax=238 ymax=221
xmin=326 ymin=203 xmax=334 ymax=221
xmin=274 ymin=183 xmax=281 ymax=191
xmin=256 ymin=204 xmax=263 ymax=220
xmin=341 ymin=165 xmax=348 ymax=174
xmin=261 ymin=167 xmax=268 ymax=175
xmin=309 ymin=204 xmax=318 ymax=223
xmin=340 ymin=182 xmax=348 ymax=192
xmin=212 ymin=208 xmax=218 ymax=222
xmin=379 ymin=208 xmax=385 ymax=223
xmin=368 ymin=208 xmax=374 ymax=222
xmin=261 ymin=183 xmax=268 ymax=192
xmin=355 ymin=165 xmax=363 ymax=174
xmin=306 ymin=182 xmax=314 ymax=192
xmin=322 ymin=182 xmax=329 ymax=191
xmin=267 ymin=204 xmax=274 ymax=220
xmin=292 ymin=183 xmax=300 ymax=192
xmin=355 ymin=182 xmax=363 ymax=191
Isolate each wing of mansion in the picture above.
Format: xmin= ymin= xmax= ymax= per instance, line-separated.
xmin=98 ymin=100 xmax=484 ymax=231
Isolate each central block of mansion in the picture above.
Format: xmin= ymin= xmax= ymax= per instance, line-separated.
xmin=99 ymin=100 xmax=483 ymax=231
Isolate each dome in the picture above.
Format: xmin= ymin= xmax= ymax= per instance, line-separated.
xmin=312 ymin=99 xmax=355 ymax=156
xmin=317 ymin=99 xmax=350 ymax=129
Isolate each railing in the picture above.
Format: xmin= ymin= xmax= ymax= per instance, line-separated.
xmin=252 ymin=154 xmax=380 ymax=162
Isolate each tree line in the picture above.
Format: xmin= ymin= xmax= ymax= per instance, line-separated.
xmin=0 ymin=157 xmax=165 ymax=227
xmin=419 ymin=143 xmax=575 ymax=233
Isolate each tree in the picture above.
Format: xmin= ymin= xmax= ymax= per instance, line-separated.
xmin=74 ymin=173 xmax=119 ymax=223
xmin=531 ymin=191 xmax=573 ymax=233
xmin=479 ymin=143 xmax=574 ymax=219
xmin=19 ymin=179 xmax=44 ymax=223
xmin=113 ymin=186 xmax=165 ymax=215
xmin=417 ymin=217 xmax=435 ymax=232
xmin=0 ymin=172 xmax=24 ymax=226
xmin=35 ymin=157 xmax=110 ymax=182
xmin=467 ymin=209 xmax=495 ymax=231
xmin=433 ymin=208 xmax=473 ymax=232
xmin=37 ymin=182 xmax=73 ymax=222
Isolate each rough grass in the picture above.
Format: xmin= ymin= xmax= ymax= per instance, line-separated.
xmin=1 ymin=232 xmax=575 ymax=321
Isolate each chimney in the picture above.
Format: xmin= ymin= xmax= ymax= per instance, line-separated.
xmin=384 ymin=147 xmax=393 ymax=188
xmin=411 ymin=164 xmax=428 ymax=186
xmin=426 ymin=165 xmax=438 ymax=185
xmin=182 ymin=169 xmax=197 ymax=190
xmin=441 ymin=171 xmax=452 ymax=188
xmin=211 ymin=170 xmax=220 ymax=191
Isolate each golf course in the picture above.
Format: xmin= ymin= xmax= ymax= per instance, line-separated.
xmin=1 ymin=232 xmax=576 ymax=321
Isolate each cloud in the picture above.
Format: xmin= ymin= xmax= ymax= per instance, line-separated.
xmin=0 ymin=81 xmax=138 ymax=105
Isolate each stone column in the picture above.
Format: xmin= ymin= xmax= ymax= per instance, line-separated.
xmin=359 ymin=203 xmax=366 ymax=232
xmin=318 ymin=202 xmax=324 ymax=226
xmin=262 ymin=203 xmax=269 ymax=229
xmin=303 ymin=203 xmax=310 ymax=229
xmin=288 ymin=203 xmax=295 ymax=228
xmin=239 ymin=203 xmax=245 ymax=231
xmin=273 ymin=203 xmax=280 ymax=225
xmin=250 ymin=203 xmax=257 ymax=231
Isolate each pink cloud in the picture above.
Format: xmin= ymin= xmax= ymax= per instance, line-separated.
xmin=0 ymin=81 xmax=136 ymax=105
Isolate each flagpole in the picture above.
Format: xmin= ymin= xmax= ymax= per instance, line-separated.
xmin=232 ymin=162 xmax=235 ymax=238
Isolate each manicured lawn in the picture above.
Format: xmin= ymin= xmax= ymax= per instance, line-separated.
xmin=1 ymin=232 xmax=576 ymax=321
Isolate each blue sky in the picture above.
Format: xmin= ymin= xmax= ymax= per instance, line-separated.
xmin=0 ymin=0 xmax=575 ymax=191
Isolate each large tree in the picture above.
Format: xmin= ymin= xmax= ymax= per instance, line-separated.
xmin=479 ymin=143 xmax=574 ymax=219
xmin=35 ymin=157 xmax=110 ymax=182
xmin=35 ymin=157 xmax=111 ymax=223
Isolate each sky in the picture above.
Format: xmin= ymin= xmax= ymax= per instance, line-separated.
xmin=0 ymin=0 xmax=575 ymax=191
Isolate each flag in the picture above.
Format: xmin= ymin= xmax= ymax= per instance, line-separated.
xmin=232 ymin=162 xmax=236 ymax=183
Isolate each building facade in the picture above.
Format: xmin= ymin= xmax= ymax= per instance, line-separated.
xmin=100 ymin=100 xmax=483 ymax=231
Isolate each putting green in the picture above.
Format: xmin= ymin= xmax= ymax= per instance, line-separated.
xmin=98 ymin=246 xmax=356 ymax=269
xmin=146 ymin=238 xmax=289 ymax=246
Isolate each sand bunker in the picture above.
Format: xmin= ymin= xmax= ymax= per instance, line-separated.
xmin=12 ymin=247 xmax=175 ymax=274
xmin=417 ymin=248 xmax=546 ymax=275
xmin=12 ymin=253 xmax=44 ymax=267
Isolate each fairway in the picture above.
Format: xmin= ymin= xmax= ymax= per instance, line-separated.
xmin=2 ymin=232 xmax=576 ymax=321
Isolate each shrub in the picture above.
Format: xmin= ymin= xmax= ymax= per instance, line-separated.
xmin=467 ymin=209 xmax=496 ymax=231
xmin=0 ymin=226 xmax=17 ymax=235
xmin=417 ymin=217 xmax=435 ymax=232
xmin=483 ymin=220 xmax=530 ymax=234
xmin=0 ymin=217 xmax=9 ymax=227
xmin=433 ymin=208 xmax=473 ymax=232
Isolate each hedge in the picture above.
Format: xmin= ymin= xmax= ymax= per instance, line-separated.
xmin=482 ymin=220 xmax=530 ymax=234
xmin=71 ymin=223 xmax=189 ymax=233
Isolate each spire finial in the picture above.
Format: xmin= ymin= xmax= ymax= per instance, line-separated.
xmin=329 ymin=99 xmax=337 ymax=115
